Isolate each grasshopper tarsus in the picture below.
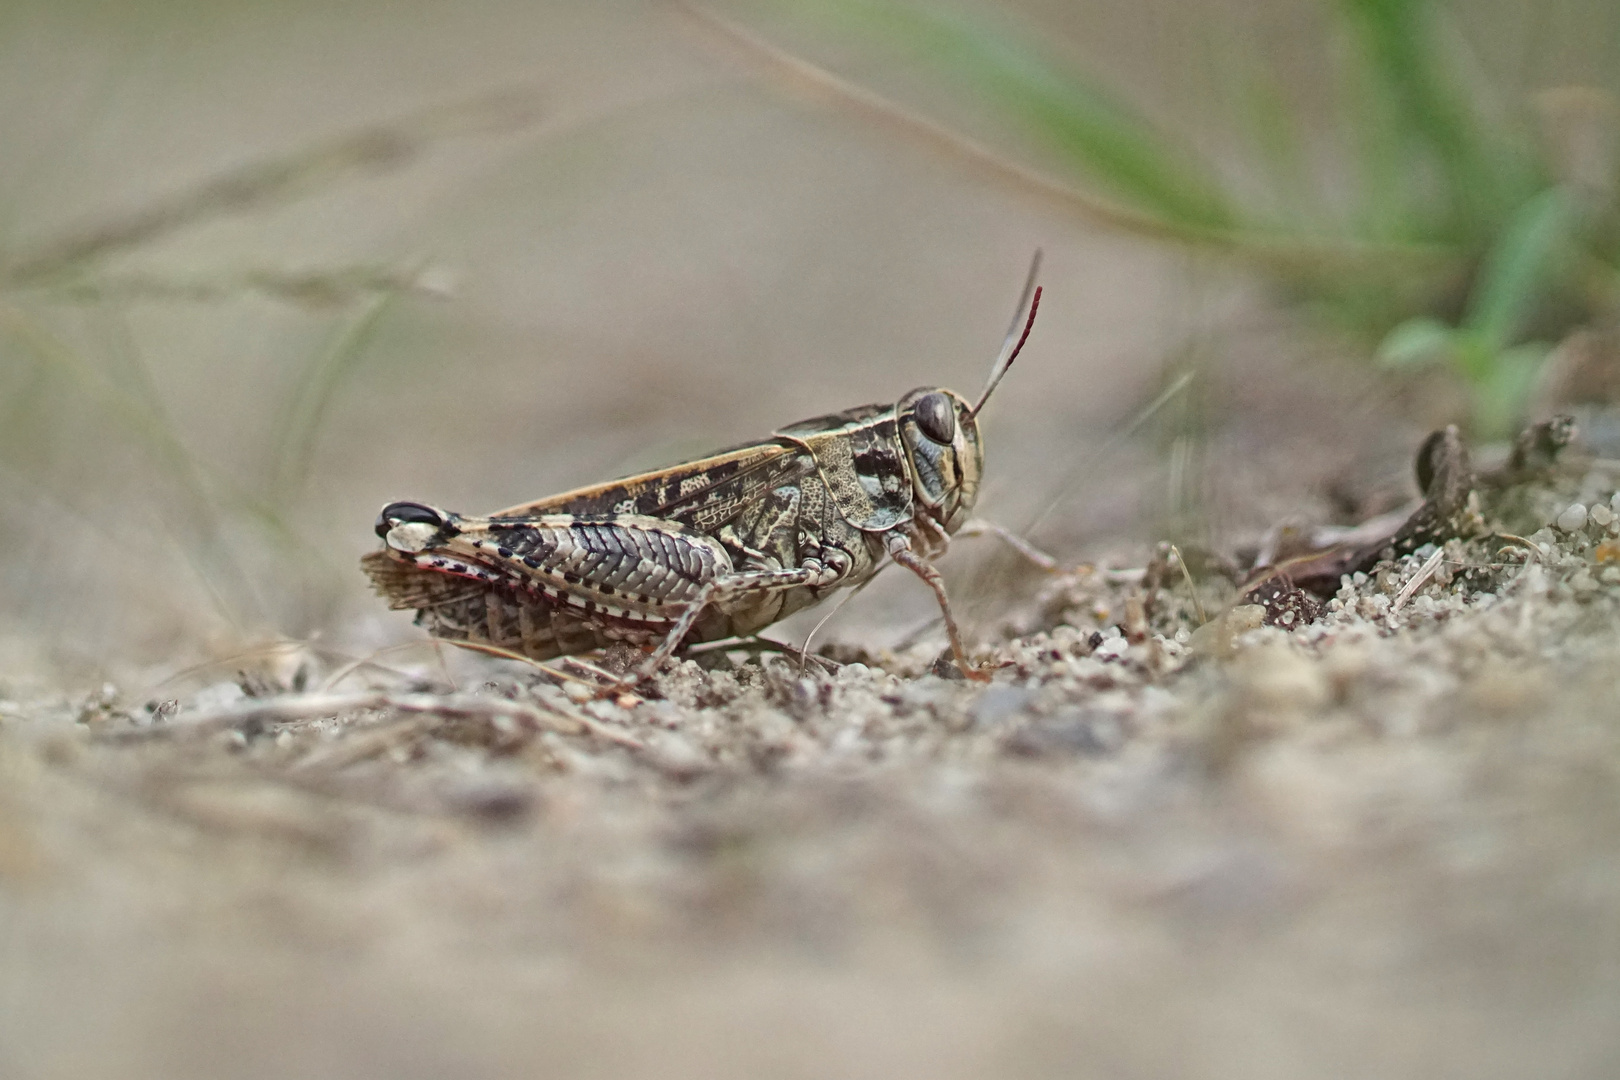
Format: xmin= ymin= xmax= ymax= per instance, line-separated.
xmin=887 ymin=540 xmax=990 ymax=682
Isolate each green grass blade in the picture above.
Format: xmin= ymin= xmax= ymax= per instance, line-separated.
xmin=1235 ymin=59 xmax=1317 ymax=230
xmin=1336 ymin=0 xmax=1527 ymax=235
xmin=1471 ymin=341 xmax=1549 ymax=438
xmin=0 ymin=301 xmax=328 ymax=596
xmin=1463 ymin=186 xmax=1575 ymax=350
xmin=270 ymin=290 xmax=398 ymax=504
xmin=785 ymin=0 xmax=1236 ymax=232
xmin=0 ymin=301 xmax=262 ymax=621
xmin=1334 ymin=10 xmax=1418 ymax=241
xmin=0 ymin=88 xmax=543 ymax=288
xmin=1377 ymin=316 xmax=1455 ymax=369
xmin=33 ymin=263 xmax=449 ymax=308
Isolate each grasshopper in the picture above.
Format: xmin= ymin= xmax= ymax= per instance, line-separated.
xmin=363 ymin=258 xmax=1042 ymax=683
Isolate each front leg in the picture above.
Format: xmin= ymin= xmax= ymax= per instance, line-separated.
xmin=956 ymin=519 xmax=1059 ymax=572
xmin=886 ymin=532 xmax=992 ymax=682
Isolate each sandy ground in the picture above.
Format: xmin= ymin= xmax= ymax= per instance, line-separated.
xmin=7 ymin=473 xmax=1620 ymax=1079
xmin=4 ymin=2 xmax=1620 ymax=1077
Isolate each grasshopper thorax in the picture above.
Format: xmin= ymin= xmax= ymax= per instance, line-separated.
xmin=896 ymin=386 xmax=983 ymax=534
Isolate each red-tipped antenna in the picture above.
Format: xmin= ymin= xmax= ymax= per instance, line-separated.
xmin=971 ymin=250 xmax=1042 ymax=418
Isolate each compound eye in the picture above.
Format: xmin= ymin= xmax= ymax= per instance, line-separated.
xmin=913 ymin=391 xmax=957 ymax=445
xmin=376 ymin=501 xmax=444 ymax=538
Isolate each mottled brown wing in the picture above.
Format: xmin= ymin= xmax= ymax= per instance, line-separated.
xmin=361 ymin=550 xmax=487 ymax=610
xmin=491 ymin=439 xmax=811 ymax=535
xmin=361 ymin=552 xmax=668 ymax=659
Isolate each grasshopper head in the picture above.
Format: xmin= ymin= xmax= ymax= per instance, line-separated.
xmin=897 ymin=387 xmax=983 ymax=534
xmin=896 ymin=257 xmax=1040 ymax=535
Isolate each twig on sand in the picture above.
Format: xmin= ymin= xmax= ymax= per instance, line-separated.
xmin=439 ymin=639 xmax=645 ymax=704
xmin=1391 ymin=547 xmax=1449 ymax=612
xmin=1168 ymin=544 xmax=1207 ymax=625
xmin=100 ymin=690 xmax=644 ymax=750
xmin=1496 ymin=533 xmax=1544 ymax=564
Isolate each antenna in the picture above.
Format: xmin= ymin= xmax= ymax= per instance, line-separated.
xmin=971 ymin=250 xmax=1042 ymax=418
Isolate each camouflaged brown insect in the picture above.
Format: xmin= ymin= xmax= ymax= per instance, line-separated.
xmin=363 ymin=258 xmax=1042 ymax=683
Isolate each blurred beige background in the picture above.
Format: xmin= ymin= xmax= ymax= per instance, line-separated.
xmin=4 ymin=5 xmax=1620 ymax=1079
xmin=8 ymin=0 xmax=1612 ymax=673
xmin=0 ymin=0 xmax=1425 ymax=677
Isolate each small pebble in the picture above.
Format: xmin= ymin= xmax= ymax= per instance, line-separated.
xmin=1557 ymin=503 xmax=1588 ymax=532
xmin=1093 ymin=636 xmax=1127 ymax=660
xmin=1592 ymin=504 xmax=1615 ymax=528
xmin=585 ymin=699 xmax=624 ymax=721
xmin=1612 ymin=491 xmax=1620 ymax=514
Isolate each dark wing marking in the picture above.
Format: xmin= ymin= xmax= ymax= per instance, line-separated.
xmin=491 ymin=439 xmax=811 ymax=534
xmin=777 ymin=407 xmax=912 ymax=532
